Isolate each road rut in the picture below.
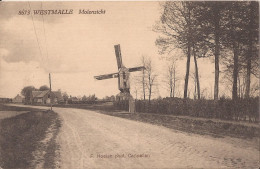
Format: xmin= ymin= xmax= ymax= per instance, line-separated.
xmin=54 ymin=108 xmax=258 ymax=169
xmin=8 ymin=105 xmax=258 ymax=168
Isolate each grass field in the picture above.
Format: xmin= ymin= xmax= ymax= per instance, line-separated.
xmin=0 ymin=104 xmax=45 ymax=112
xmin=0 ymin=104 xmax=46 ymax=120
xmin=0 ymin=104 xmax=61 ymax=169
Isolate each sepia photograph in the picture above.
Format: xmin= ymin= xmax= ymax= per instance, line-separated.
xmin=0 ymin=1 xmax=259 ymax=169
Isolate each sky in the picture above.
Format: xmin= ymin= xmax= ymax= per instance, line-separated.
xmin=0 ymin=1 xmax=225 ymax=99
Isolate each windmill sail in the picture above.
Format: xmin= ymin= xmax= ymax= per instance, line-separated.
xmin=94 ymin=72 xmax=118 ymax=80
xmin=94 ymin=45 xmax=145 ymax=95
xmin=128 ymin=66 xmax=145 ymax=72
xmin=114 ymin=44 xmax=123 ymax=70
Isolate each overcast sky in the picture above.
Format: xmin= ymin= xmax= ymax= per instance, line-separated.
xmin=0 ymin=1 xmax=222 ymax=99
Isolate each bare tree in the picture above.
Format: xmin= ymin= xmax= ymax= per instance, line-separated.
xmin=145 ymin=57 xmax=157 ymax=104
xmin=141 ymin=56 xmax=146 ymax=100
xmin=192 ymin=46 xmax=201 ymax=99
xmin=154 ymin=2 xmax=196 ymax=99
xmin=165 ymin=57 xmax=179 ymax=97
xmin=237 ymin=70 xmax=247 ymax=99
xmin=250 ymin=81 xmax=259 ymax=98
xmin=133 ymin=55 xmax=148 ymax=101
xmin=191 ymin=72 xmax=197 ymax=99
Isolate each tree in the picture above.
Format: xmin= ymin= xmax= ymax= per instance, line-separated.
xmin=244 ymin=1 xmax=259 ymax=98
xmin=87 ymin=94 xmax=97 ymax=101
xmin=82 ymin=95 xmax=87 ymax=101
xmin=39 ymin=85 xmax=49 ymax=91
xmin=217 ymin=1 xmax=259 ymax=100
xmin=154 ymin=2 xmax=199 ymax=98
xmin=110 ymin=95 xmax=116 ymax=102
xmin=165 ymin=57 xmax=179 ymax=97
xmin=141 ymin=56 xmax=147 ymax=100
xmin=192 ymin=2 xmax=225 ymax=100
xmin=155 ymin=1 xmax=259 ymax=100
xmin=191 ymin=72 xmax=197 ymax=99
xmin=192 ymin=46 xmax=201 ymax=99
xmin=211 ymin=3 xmax=221 ymax=101
xmin=133 ymin=55 xmax=148 ymax=100
xmin=77 ymin=95 xmax=82 ymax=101
xmin=62 ymin=92 xmax=69 ymax=102
xmin=238 ymin=70 xmax=246 ymax=99
xmin=135 ymin=56 xmax=157 ymax=103
xmin=221 ymin=2 xmax=253 ymax=100
xmin=21 ymin=86 xmax=35 ymax=104
xmin=145 ymin=57 xmax=157 ymax=104
xmin=230 ymin=3 xmax=241 ymax=100
xmin=250 ymin=81 xmax=259 ymax=98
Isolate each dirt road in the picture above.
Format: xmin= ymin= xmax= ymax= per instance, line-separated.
xmin=9 ymin=105 xmax=259 ymax=168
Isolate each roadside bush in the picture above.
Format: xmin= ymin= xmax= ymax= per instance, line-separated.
xmin=119 ymin=97 xmax=259 ymax=123
xmin=114 ymin=100 xmax=129 ymax=111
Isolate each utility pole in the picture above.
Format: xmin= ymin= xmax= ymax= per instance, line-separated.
xmin=49 ymin=73 xmax=52 ymax=110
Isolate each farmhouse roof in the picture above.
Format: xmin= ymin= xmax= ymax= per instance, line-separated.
xmin=37 ymin=90 xmax=50 ymax=98
xmin=32 ymin=90 xmax=62 ymax=99
xmin=14 ymin=94 xmax=24 ymax=99
xmin=69 ymin=97 xmax=79 ymax=101
xmin=53 ymin=91 xmax=62 ymax=99
xmin=32 ymin=91 xmax=44 ymax=98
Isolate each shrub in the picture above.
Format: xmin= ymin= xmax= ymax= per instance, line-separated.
xmin=118 ymin=97 xmax=259 ymax=123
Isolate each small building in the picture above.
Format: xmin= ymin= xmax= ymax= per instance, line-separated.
xmin=31 ymin=90 xmax=63 ymax=104
xmin=13 ymin=94 xmax=24 ymax=103
xmin=68 ymin=97 xmax=79 ymax=104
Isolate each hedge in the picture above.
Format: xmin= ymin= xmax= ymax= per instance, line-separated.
xmin=115 ymin=97 xmax=259 ymax=122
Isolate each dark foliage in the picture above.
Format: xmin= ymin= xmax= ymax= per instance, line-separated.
xmin=116 ymin=98 xmax=259 ymax=123
xmin=39 ymin=85 xmax=50 ymax=91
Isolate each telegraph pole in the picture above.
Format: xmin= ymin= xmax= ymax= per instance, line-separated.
xmin=49 ymin=73 xmax=52 ymax=110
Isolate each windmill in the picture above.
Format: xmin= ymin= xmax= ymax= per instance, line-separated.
xmin=94 ymin=44 xmax=145 ymax=112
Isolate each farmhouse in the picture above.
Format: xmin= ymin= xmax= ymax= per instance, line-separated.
xmin=68 ymin=96 xmax=79 ymax=103
xmin=31 ymin=90 xmax=62 ymax=104
xmin=13 ymin=94 xmax=24 ymax=103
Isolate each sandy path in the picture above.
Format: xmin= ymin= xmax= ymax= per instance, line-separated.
xmin=7 ymin=105 xmax=259 ymax=168
xmin=55 ymin=108 xmax=258 ymax=169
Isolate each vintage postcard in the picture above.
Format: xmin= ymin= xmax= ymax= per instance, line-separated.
xmin=0 ymin=1 xmax=259 ymax=169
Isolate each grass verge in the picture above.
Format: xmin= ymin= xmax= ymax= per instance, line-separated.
xmin=0 ymin=104 xmax=46 ymax=112
xmin=0 ymin=105 xmax=61 ymax=169
xmin=97 ymin=111 xmax=259 ymax=140
xmin=33 ymin=102 xmax=259 ymax=140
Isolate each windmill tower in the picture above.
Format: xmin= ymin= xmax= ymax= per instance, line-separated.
xmin=94 ymin=44 xmax=145 ymax=112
